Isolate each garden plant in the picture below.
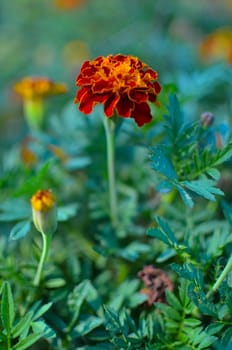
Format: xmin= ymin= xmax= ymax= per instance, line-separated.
xmin=0 ymin=1 xmax=232 ymax=349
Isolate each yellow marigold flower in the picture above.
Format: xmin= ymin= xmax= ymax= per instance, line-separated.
xmin=31 ymin=190 xmax=57 ymax=234
xmin=199 ymin=29 xmax=232 ymax=64
xmin=14 ymin=77 xmax=67 ymax=130
xmin=75 ymin=54 xmax=161 ymax=127
xmin=14 ymin=76 xmax=67 ymax=100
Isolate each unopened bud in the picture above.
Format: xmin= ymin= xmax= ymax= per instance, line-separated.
xmin=200 ymin=112 xmax=214 ymax=128
xmin=31 ymin=190 xmax=57 ymax=235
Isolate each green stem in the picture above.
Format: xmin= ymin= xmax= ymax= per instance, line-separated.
xmin=103 ymin=117 xmax=118 ymax=228
xmin=33 ymin=232 xmax=50 ymax=287
xmin=207 ymin=253 xmax=232 ymax=297
xmin=7 ymin=334 xmax=11 ymax=350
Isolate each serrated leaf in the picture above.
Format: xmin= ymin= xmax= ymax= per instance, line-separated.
xmin=104 ymin=306 xmax=121 ymax=333
xmin=9 ymin=221 xmax=31 ymax=241
xmin=1 ymin=282 xmax=15 ymax=333
xmin=165 ymin=289 xmax=182 ymax=311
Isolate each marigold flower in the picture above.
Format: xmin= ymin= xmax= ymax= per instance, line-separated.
xmin=75 ymin=54 xmax=161 ymax=127
xmin=31 ymin=190 xmax=57 ymax=234
xmin=199 ymin=29 xmax=232 ymax=64
xmin=14 ymin=77 xmax=67 ymax=100
xmin=14 ymin=77 xmax=67 ymax=130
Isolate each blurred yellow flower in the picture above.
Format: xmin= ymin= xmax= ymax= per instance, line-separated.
xmin=14 ymin=77 xmax=67 ymax=100
xmin=199 ymin=28 xmax=232 ymax=64
xmin=14 ymin=77 xmax=67 ymax=130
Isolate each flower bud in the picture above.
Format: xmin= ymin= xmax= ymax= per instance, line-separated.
xmin=31 ymin=190 xmax=57 ymax=235
xmin=200 ymin=111 xmax=214 ymax=128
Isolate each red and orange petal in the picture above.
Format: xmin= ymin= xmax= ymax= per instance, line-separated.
xmin=74 ymin=54 xmax=161 ymax=127
xmin=14 ymin=77 xmax=67 ymax=100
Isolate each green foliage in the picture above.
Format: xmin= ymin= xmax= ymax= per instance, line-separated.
xmin=0 ymin=282 xmax=54 ymax=349
xmin=1 ymin=1 xmax=232 ymax=349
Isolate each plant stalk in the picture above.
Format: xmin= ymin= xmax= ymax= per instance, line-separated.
xmin=207 ymin=253 xmax=232 ymax=297
xmin=33 ymin=232 xmax=50 ymax=286
xmin=103 ymin=117 xmax=118 ymax=228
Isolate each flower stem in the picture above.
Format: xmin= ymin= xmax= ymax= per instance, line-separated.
xmin=33 ymin=232 xmax=50 ymax=287
xmin=207 ymin=253 xmax=232 ymax=297
xmin=103 ymin=117 xmax=118 ymax=228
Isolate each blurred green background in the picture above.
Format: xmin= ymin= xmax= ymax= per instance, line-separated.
xmin=1 ymin=0 xmax=232 ymax=142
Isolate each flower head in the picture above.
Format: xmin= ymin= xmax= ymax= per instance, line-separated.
xmin=75 ymin=54 xmax=161 ymax=127
xmin=14 ymin=77 xmax=67 ymax=101
xmin=199 ymin=29 xmax=232 ymax=64
xmin=31 ymin=190 xmax=57 ymax=234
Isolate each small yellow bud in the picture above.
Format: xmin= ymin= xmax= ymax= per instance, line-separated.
xmin=31 ymin=190 xmax=57 ymax=235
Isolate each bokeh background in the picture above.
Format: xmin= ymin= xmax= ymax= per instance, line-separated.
xmin=1 ymin=0 xmax=232 ymax=143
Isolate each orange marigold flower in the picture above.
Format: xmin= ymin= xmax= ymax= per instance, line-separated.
xmin=31 ymin=190 xmax=57 ymax=235
xmin=31 ymin=190 xmax=56 ymax=212
xmin=74 ymin=54 xmax=161 ymax=127
xmin=199 ymin=29 xmax=232 ymax=64
xmin=14 ymin=77 xmax=67 ymax=100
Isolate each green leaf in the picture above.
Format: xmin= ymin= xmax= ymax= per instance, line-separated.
xmin=150 ymin=146 xmax=177 ymax=180
xmin=57 ymin=203 xmax=79 ymax=222
xmin=206 ymin=168 xmax=221 ymax=181
xmin=1 ymin=282 xmax=15 ymax=333
xmin=73 ymin=316 xmax=103 ymax=337
xmin=165 ymin=289 xmax=183 ymax=311
xmin=13 ymin=333 xmax=43 ymax=350
xmin=104 ymin=306 xmax=121 ymax=333
xmin=14 ymin=161 xmax=52 ymax=196
xmin=9 ymin=221 xmax=31 ymax=241
xmin=182 ymin=179 xmax=224 ymax=201
xmin=67 ymin=280 xmax=90 ymax=330
xmin=32 ymin=302 xmax=52 ymax=320
xmin=12 ymin=312 xmax=33 ymax=338
xmin=0 ymin=199 xmax=30 ymax=221
xmin=31 ymin=321 xmax=56 ymax=339
xmin=175 ymin=183 xmax=194 ymax=208
xmin=147 ymin=216 xmax=178 ymax=247
xmin=213 ymin=142 xmax=232 ymax=166
xmin=65 ymin=156 xmax=91 ymax=170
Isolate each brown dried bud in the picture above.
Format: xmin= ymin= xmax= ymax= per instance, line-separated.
xmin=138 ymin=265 xmax=173 ymax=306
